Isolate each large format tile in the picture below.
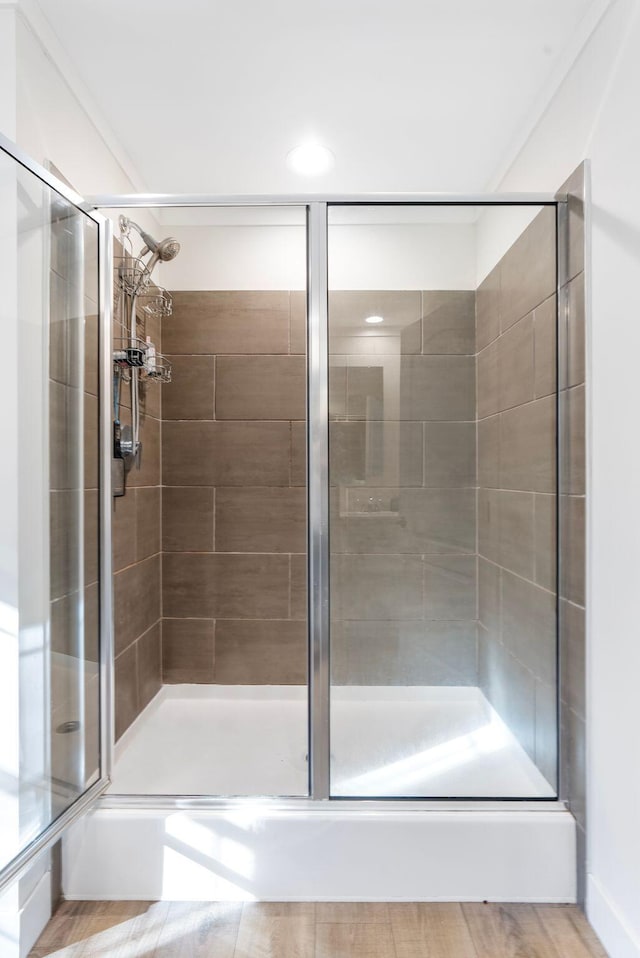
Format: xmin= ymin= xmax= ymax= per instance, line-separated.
xmin=162 ymin=355 xmax=215 ymax=420
xmin=215 ymin=619 xmax=307 ymax=684
xmin=162 ymin=486 xmax=214 ymax=552
xmin=498 ymin=313 xmax=534 ymax=410
xmin=137 ymin=621 xmax=162 ymax=710
xmin=400 ymin=355 xmax=475 ymax=421
xmin=136 ymin=487 xmax=161 ymax=561
xmin=162 ymin=421 xmax=290 ymax=486
xmin=290 ymin=554 xmax=308 ymax=620
xmin=421 ymin=290 xmax=475 ymax=355
xmin=497 ymin=490 xmax=535 ymax=581
xmin=335 ymin=487 xmax=475 ymax=556
xmin=289 ymin=290 xmax=307 ymax=354
xmin=332 ymin=554 xmax=424 ymax=620
xmin=568 ymin=272 xmax=586 ymax=387
xmin=164 ymin=291 xmax=290 ymax=354
xmin=565 ymin=384 xmax=585 ymax=495
xmin=50 ymin=380 xmax=81 ymax=491
xmin=478 ymin=557 xmax=500 ymax=636
xmin=162 ymin=618 xmax=215 ymax=683
xmin=290 ymin=421 xmax=307 ymax=486
xmin=113 ymin=555 xmax=161 ymax=655
xmin=114 ymin=643 xmax=138 ymax=740
xmin=500 ymin=395 xmax=556 ymax=493
xmin=216 ymin=487 xmax=306 ymax=553
xmin=330 ymin=421 xmax=423 ymax=487
xmin=424 ymin=421 xmax=476 ymax=487
xmin=111 ymin=488 xmax=137 ymax=572
xmin=51 ymin=490 xmax=81 ymax=600
xmin=476 ymin=340 xmax=500 ymax=419
xmin=216 ymin=356 xmax=305 ymax=420
xmin=346 ymin=366 xmax=384 ymax=419
xmin=561 ymin=598 xmax=586 ymax=719
xmin=477 ymin=414 xmax=500 ymax=489
xmin=476 ymin=262 xmax=501 ymax=350
xmin=500 ymin=207 xmax=557 ymax=331
xmin=534 ymin=295 xmax=557 ymax=399
xmin=424 ymin=556 xmax=477 ymax=620
xmin=561 ymin=494 xmax=585 ymax=606
xmin=163 ymin=553 xmax=290 ymax=619
xmin=534 ymin=493 xmax=557 ymax=592
xmin=501 ymin=570 xmax=556 ymax=685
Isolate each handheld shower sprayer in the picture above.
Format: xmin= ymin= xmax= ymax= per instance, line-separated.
xmin=115 ymin=216 xmax=181 ymax=483
xmin=119 ymin=215 xmax=181 ymax=279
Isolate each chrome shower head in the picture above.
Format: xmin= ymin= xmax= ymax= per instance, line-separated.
xmin=119 ymin=216 xmax=181 ymax=275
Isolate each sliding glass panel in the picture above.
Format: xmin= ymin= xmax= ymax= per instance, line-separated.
xmin=328 ymin=204 xmax=558 ymax=798
xmin=106 ymin=205 xmax=309 ymax=797
xmin=0 ymin=148 xmax=101 ymax=876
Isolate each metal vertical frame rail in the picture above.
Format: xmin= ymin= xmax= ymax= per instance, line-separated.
xmin=555 ymin=196 xmax=569 ymax=802
xmin=307 ymin=203 xmax=331 ymax=799
xmin=99 ymin=215 xmax=115 ymax=781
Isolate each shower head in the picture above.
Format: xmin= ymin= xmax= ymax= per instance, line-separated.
xmin=119 ymin=216 xmax=181 ymax=275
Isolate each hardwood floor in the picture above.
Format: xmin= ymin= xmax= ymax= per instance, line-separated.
xmin=29 ymin=901 xmax=608 ymax=958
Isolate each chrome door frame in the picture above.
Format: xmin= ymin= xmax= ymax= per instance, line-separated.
xmin=90 ymin=189 xmax=566 ymax=806
xmin=0 ymin=131 xmax=113 ymax=895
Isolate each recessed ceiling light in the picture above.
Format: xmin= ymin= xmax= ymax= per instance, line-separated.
xmin=365 ymin=315 xmax=384 ymax=325
xmin=286 ymin=143 xmax=335 ymax=176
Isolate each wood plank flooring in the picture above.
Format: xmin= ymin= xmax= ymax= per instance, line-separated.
xmin=28 ymin=902 xmax=608 ymax=958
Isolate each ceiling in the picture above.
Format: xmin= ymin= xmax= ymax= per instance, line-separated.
xmin=33 ymin=0 xmax=596 ymax=194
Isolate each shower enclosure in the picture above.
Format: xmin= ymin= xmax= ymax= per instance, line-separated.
xmin=99 ymin=198 xmax=559 ymax=803
xmin=0 ymin=128 xmax=577 ymax=904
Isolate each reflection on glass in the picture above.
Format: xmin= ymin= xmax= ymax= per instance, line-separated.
xmin=328 ymin=205 xmax=558 ymax=799
xmin=0 ymin=152 xmax=100 ymax=876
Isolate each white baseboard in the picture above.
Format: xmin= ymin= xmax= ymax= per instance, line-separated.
xmin=588 ymin=875 xmax=640 ymax=958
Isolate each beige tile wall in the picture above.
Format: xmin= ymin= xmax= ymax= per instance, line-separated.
xmin=476 ymin=206 xmax=559 ymax=785
xmin=112 ymin=240 xmax=163 ymax=740
xmin=160 ymin=291 xmax=307 ymax=685
xmin=329 ymin=290 xmax=478 ymax=686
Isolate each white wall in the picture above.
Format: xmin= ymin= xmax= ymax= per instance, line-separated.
xmin=164 ymin=222 xmax=477 ymax=291
xmin=14 ymin=12 xmax=159 ymax=235
xmin=493 ymin=1 xmax=640 ymax=954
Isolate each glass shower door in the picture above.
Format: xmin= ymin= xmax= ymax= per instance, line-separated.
xmin=327 ymin=203 xmax=559 ymax=799
xmin=0 ymin=138 xmax=108 ymax=890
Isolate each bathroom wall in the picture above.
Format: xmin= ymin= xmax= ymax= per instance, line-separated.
xmin=476 ymin=206 xmax=558 ymax=784
xmin=330 ymin=290 xmax=478 ymax=686
xmin=111 ymin=241 xmax=163 ymax=739
xmin=160 ymin=291 xmax=307 ymax=685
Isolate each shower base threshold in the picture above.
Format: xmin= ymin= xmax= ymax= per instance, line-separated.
xmin=109 ymin=684 xmax=555 ymax=799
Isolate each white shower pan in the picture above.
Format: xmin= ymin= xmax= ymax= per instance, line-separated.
xmin=62 ymin=685 xmax=576 ymax=903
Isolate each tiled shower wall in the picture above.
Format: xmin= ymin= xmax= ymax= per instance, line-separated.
xmin=476 ymin=207 xmax=558 ymax=784
xmin=160 ymin=291 xmax=307 ymax=685
xmin=330 ymin=291 xmax=478 ymax=685
xmin=112 ymin=241 xmax=163 ymax=740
